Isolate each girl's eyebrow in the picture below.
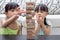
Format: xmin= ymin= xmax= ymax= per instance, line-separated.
xmin=15 ymin=8 xmax=20 ymax=11
xmin=16 ymin=7 xmax=20 ymax=9
xmin=10 ymin=9 xmax=14 ymax=11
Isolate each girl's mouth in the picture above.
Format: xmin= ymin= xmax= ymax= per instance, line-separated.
xmin=39 ymin=16 xmax=43 ymax=19
xmin=39 ymin=15 xmax=42 ymax=18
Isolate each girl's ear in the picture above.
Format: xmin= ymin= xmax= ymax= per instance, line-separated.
xmin=5 ymin=12 xmax=7 ymax=15
xmin=45 ymin=12 xmax=48 ymax=16
xmin=5 ymin=12 xmax=8 ymax=17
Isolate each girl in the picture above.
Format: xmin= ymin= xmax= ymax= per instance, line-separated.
xmin=0 ymin=2 xmax=24 ymax=35
xmin=33 ymin=4 xmax=52 ymax=35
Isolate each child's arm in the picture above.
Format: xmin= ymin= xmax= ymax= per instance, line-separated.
xmin=37 ymin=16 xmax=50 ymax=35
xmin=33 ymin=24 xmax=40 ymax=36
xmin=39 ymin=18 xmax=50 ymax=35
xmin=17 ymin=24 xmax=22 ymax=35
xmin=41 ymin=24 xmax=50 ymax=35
xmin=2 ymin=9 xmax=25 ymax=28
xmin=2 ymin=15 xmax=19 ymax=27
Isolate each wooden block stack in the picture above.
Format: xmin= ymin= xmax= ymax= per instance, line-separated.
xmin=26 ymin=2 xmax=35 ymax=39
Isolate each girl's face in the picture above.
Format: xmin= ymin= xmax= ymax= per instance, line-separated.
xmin=36 ymin=11 xmax=48 ymax=18
xmin=6 ymin=7 xmax=20 ymax=18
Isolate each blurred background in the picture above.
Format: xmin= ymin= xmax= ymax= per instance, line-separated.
xmin=0 ymin=0 xmax=60 ymax=15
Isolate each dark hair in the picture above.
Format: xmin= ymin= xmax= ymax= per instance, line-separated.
xmin=44 ymin=18 xmax=48 ymax=25
xmin=35 ymin=4 xmax=48 ymax=25
xmin=34 ymin=4 xmax=48 ymax=13
xmin=5 ymin=2 xmax=19 ymax=12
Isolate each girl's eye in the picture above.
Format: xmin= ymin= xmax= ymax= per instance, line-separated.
xmin=16 ymin=9 xmax=19 ymax=11
xmin=11 ymin=9 xmax=14 ymax=12
xmin=15 ymin=8 xmax=20 ymax=11
xmin=41 ymin=11 xmax=43 ymax=13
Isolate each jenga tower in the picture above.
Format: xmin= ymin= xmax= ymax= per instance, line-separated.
xmin=26 ymin=2 xmax=35 ymax=39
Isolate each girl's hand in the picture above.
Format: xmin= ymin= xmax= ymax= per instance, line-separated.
xmin=18 ymin=9 xmax=26 ymax=15
xmin=14 ymin=9 xmax=25 ymax=17
xmin=39 ymin=17 xmax=44 ymax=26
xmin=36 ymin=15 xmax=44 ymax=26
xmin=14 ymin=9 xmax=25 ymax=15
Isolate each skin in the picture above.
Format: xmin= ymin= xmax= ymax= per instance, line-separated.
xmin=33 ymin=11 xmax=50 ymax=35
xmin=2 ymin=7 xmax=25 ymax=35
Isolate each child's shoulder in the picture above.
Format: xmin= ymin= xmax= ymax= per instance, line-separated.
xmin=46 ymin=19 xmax=52 ymax=27
xmin=2 ymin=19 xmax=6 ymax=24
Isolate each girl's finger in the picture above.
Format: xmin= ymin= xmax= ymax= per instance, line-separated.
xmin=20 ymin=10 xmax=26 ymax=13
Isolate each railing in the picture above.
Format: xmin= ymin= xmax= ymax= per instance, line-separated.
xmin=0 ymin=0 xmax=60 ymax=15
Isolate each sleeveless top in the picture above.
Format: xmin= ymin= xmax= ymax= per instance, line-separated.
xmin=0 ymin=23 xmax=18 ymax=35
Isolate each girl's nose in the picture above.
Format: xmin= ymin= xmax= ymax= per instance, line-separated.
xmin=38 ymin=13 xmax=42 ymax=16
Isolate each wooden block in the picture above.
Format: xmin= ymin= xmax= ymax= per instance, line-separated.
xmin=26 ymin=10 xmax=33 ymax=13
xmin=27 ymin=29 xmax=34 ymax=31
xmin=26 ymin=9 xmax=33 ymax=11
xmin=27 ymin=26 xmax=34 ymax=28
xmin=26 ymin=19 xmax=34 ymax=23
xmin=26 ymin=2 xmax=34 ymax=4
xmin=31 ymin=11 xmax=35 ymax=16
xmin=27 ymin=28 xmax=34 ymax=30
xmin=27 ymin=34 xmax=34 ymax=39
xmin=26 ymin=11 xmax=31 ymax=13
xmin=27 ymin=35 xmax=32 ymax=39
xmin=26 ymin=6 xmax=34 ymax=10
xmin=26 ymin=2 xmax=35 ymax=39
xmin=27 ymin=30 xmax=33 ymax=32
xmin=26 ymin=14 xmax=32 ymax=19
xmin=27 ymin=23 xmax=34 ymax=26
xmin=26 ymin=5 xmax=34 ymax=7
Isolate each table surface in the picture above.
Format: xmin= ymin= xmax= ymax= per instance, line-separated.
xmin=0 ymin=35 xmax=60 ymax=40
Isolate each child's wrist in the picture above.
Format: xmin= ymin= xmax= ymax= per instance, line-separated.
xmin=14 ymin=14 xmax=20 ymax=17
xmin=13 ymin=15 xmax=19 ymax=18
xmin=16 ymin=15 xmax=20 ymax=17
xmin=38 ymin=23 xmax=41 ymax=26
